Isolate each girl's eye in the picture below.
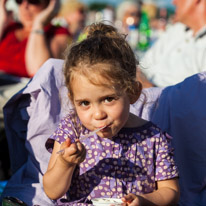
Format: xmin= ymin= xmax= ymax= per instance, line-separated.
xmin=104 ymin=97 xmax=115 ymax=103
xmin=79 ymin=101 xmax=90 ymax=107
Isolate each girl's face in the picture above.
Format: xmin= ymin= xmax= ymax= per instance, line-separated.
xmin=71 ymin=73 xmax=132 ymax=139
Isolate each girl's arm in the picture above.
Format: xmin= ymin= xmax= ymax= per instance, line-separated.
xmin=25 ymin=0 xmax=69 ymax=77
xmin=122 ymin=178 xmax=180 ymax=206
xmin=43 ymin=138 xmax=86 ymax=200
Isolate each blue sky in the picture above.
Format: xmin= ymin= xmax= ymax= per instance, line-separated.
xmin=79 ymin=0 xmax=175 ymax=9
xmin=6 ymin=0 xmax=175 ymax=15
xmin=7 ymin=0 xmax=175 ymax=10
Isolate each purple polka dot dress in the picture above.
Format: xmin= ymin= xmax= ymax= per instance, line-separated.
xmin=45 ymin=111 xmax=178 ymax=205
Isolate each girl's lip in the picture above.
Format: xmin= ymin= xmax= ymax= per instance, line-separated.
xmin=97 ymin=125 xmax=107 ymax=130
xmin=98 ymin=123 xmax=112 ymax=130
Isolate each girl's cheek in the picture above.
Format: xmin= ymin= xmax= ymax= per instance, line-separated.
xmin=77 ymin=111 xmax=90 ymax=123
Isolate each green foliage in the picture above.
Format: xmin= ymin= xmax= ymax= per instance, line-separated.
xmin=88 ymin=3 xmax=108 ymax=11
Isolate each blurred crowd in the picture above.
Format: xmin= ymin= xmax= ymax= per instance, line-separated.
xmin=0 ymin=0 xmax=174 ymax=122
xmin=0 ymin=0 xmax=175 ymax=84
xmin=1 ymin=1 xmax=206 ymax=205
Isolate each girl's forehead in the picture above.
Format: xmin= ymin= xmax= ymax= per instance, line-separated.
xmin=71 ymin=72 xmax=126 ymax=96
xmin=71 ymin=64 xmax=110 ymax=80
xmin=70 ymin=62 xmax=123 ymax=90
xmin=72 ymin=72 xmax=113 ymax=87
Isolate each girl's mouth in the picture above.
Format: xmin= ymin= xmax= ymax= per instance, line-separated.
xmin=99 ymin=123 xmax=112 ymax=132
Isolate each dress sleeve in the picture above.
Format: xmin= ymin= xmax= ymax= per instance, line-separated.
xmin=44 ymin=24 xmax=70 ymax=38
xmin=155 ymin=132 xmax=179 ymax=181
xmin=45 ymin=112 xmax=82 ymax=153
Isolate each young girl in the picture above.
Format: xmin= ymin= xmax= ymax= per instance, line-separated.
xmin=43 ymin=23 xmax=179 ymax=205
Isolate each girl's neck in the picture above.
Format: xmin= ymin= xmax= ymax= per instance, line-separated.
xmin=124 ymin=113 xmax=148 ymax=128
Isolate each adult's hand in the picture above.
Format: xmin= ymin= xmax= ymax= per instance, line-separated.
xmin=0 ymin=0 xmax=13 ymax=40
xmin=0 ymin=0 xmax=8 ymax=22
xmin=33 ymin=0 xmax=60 ymax=28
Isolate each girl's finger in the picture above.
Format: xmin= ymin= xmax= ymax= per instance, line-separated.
xmin=122 ymin=195 xmax=134 ymax=203
xmin=65 ymin=138 xmax=72 ymax=147
xmin=79 ymin=147 xmax=87 ymax=162
xmin=65 ymin=143 xmax=78 ymax=155
xmin=61 ymin=138 xmax=71 ymax=149
xmin=76 ymin=140 xmax=83 ymax=151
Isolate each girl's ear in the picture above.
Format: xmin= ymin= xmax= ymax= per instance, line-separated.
xmin=68 ymin=93 xmax=74 ymax=105
xmin=68 ymin=93 xmax=72 ymax=101
xmin=130 ymin=81 xmax=142 ymax=104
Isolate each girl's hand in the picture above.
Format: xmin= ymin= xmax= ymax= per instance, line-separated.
xmin=33 ymin=0 xmax=60 ymax=27
xmin=122 ymin=193 xmax=143 ymax=206
xmin=59 ymin=138 xmax=86 ymax=167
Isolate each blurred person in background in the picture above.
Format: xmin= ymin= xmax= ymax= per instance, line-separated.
xmin=115 ymin=0 xmax=142 ymax=34
xmin=0 ymin=0 xmax=70 ymax=106
xmin=139 ymin=0 xmax=206 ymax=87
xmin=0 ymin=0 xmax=70 ymax=180
xmin=143 ymin=5 xmax=168 ymax=44
xmin=0 ymin=0 xmax=70 ymax=78
xmin=54 ymin=0 xmax=87 ymax=42
xmin=138 ymin=1 xmax=206 ymax=205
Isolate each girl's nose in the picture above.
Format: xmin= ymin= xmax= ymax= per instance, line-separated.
xmin=93 ymin=107 xmax=107 ymax=120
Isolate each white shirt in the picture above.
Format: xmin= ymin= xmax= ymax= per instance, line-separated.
xmin=140 ymin=23 xmax=206 ymax=87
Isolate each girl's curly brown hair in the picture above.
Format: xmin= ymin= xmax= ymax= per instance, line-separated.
xmin=64 ymin=22 xmax=142 ymax=102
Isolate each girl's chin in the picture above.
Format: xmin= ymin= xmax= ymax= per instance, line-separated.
xmin=99 ymin=135 xmax=113 ymax=140
xmin=95 ymin=125 xmax=119 ymax=139
xmin=98 ymin=131 xmax=116 ymax=139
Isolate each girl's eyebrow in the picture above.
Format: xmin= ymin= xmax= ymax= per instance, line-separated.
xmin=74 ymin=99 xmax=88 ymax=103
xmin=99 ymin=93 xmax=118 ymax=100
xmin=74 ymin=93 xmax=119 ymax=103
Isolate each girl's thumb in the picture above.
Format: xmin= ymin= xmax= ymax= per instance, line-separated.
xmin=61 ymin=138 xmax=71 ymax=149
xmin=65 ymin=138 xmax=72 ymax=147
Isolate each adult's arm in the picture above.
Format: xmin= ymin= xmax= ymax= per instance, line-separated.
xmin=0 ymin=0 xmax=13 ymax=41
xmin=25 ymin=0 xmax=69 ymax=77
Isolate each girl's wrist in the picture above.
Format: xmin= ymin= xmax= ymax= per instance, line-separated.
xmin=58 ymin=155 xmax=77 ymax=169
